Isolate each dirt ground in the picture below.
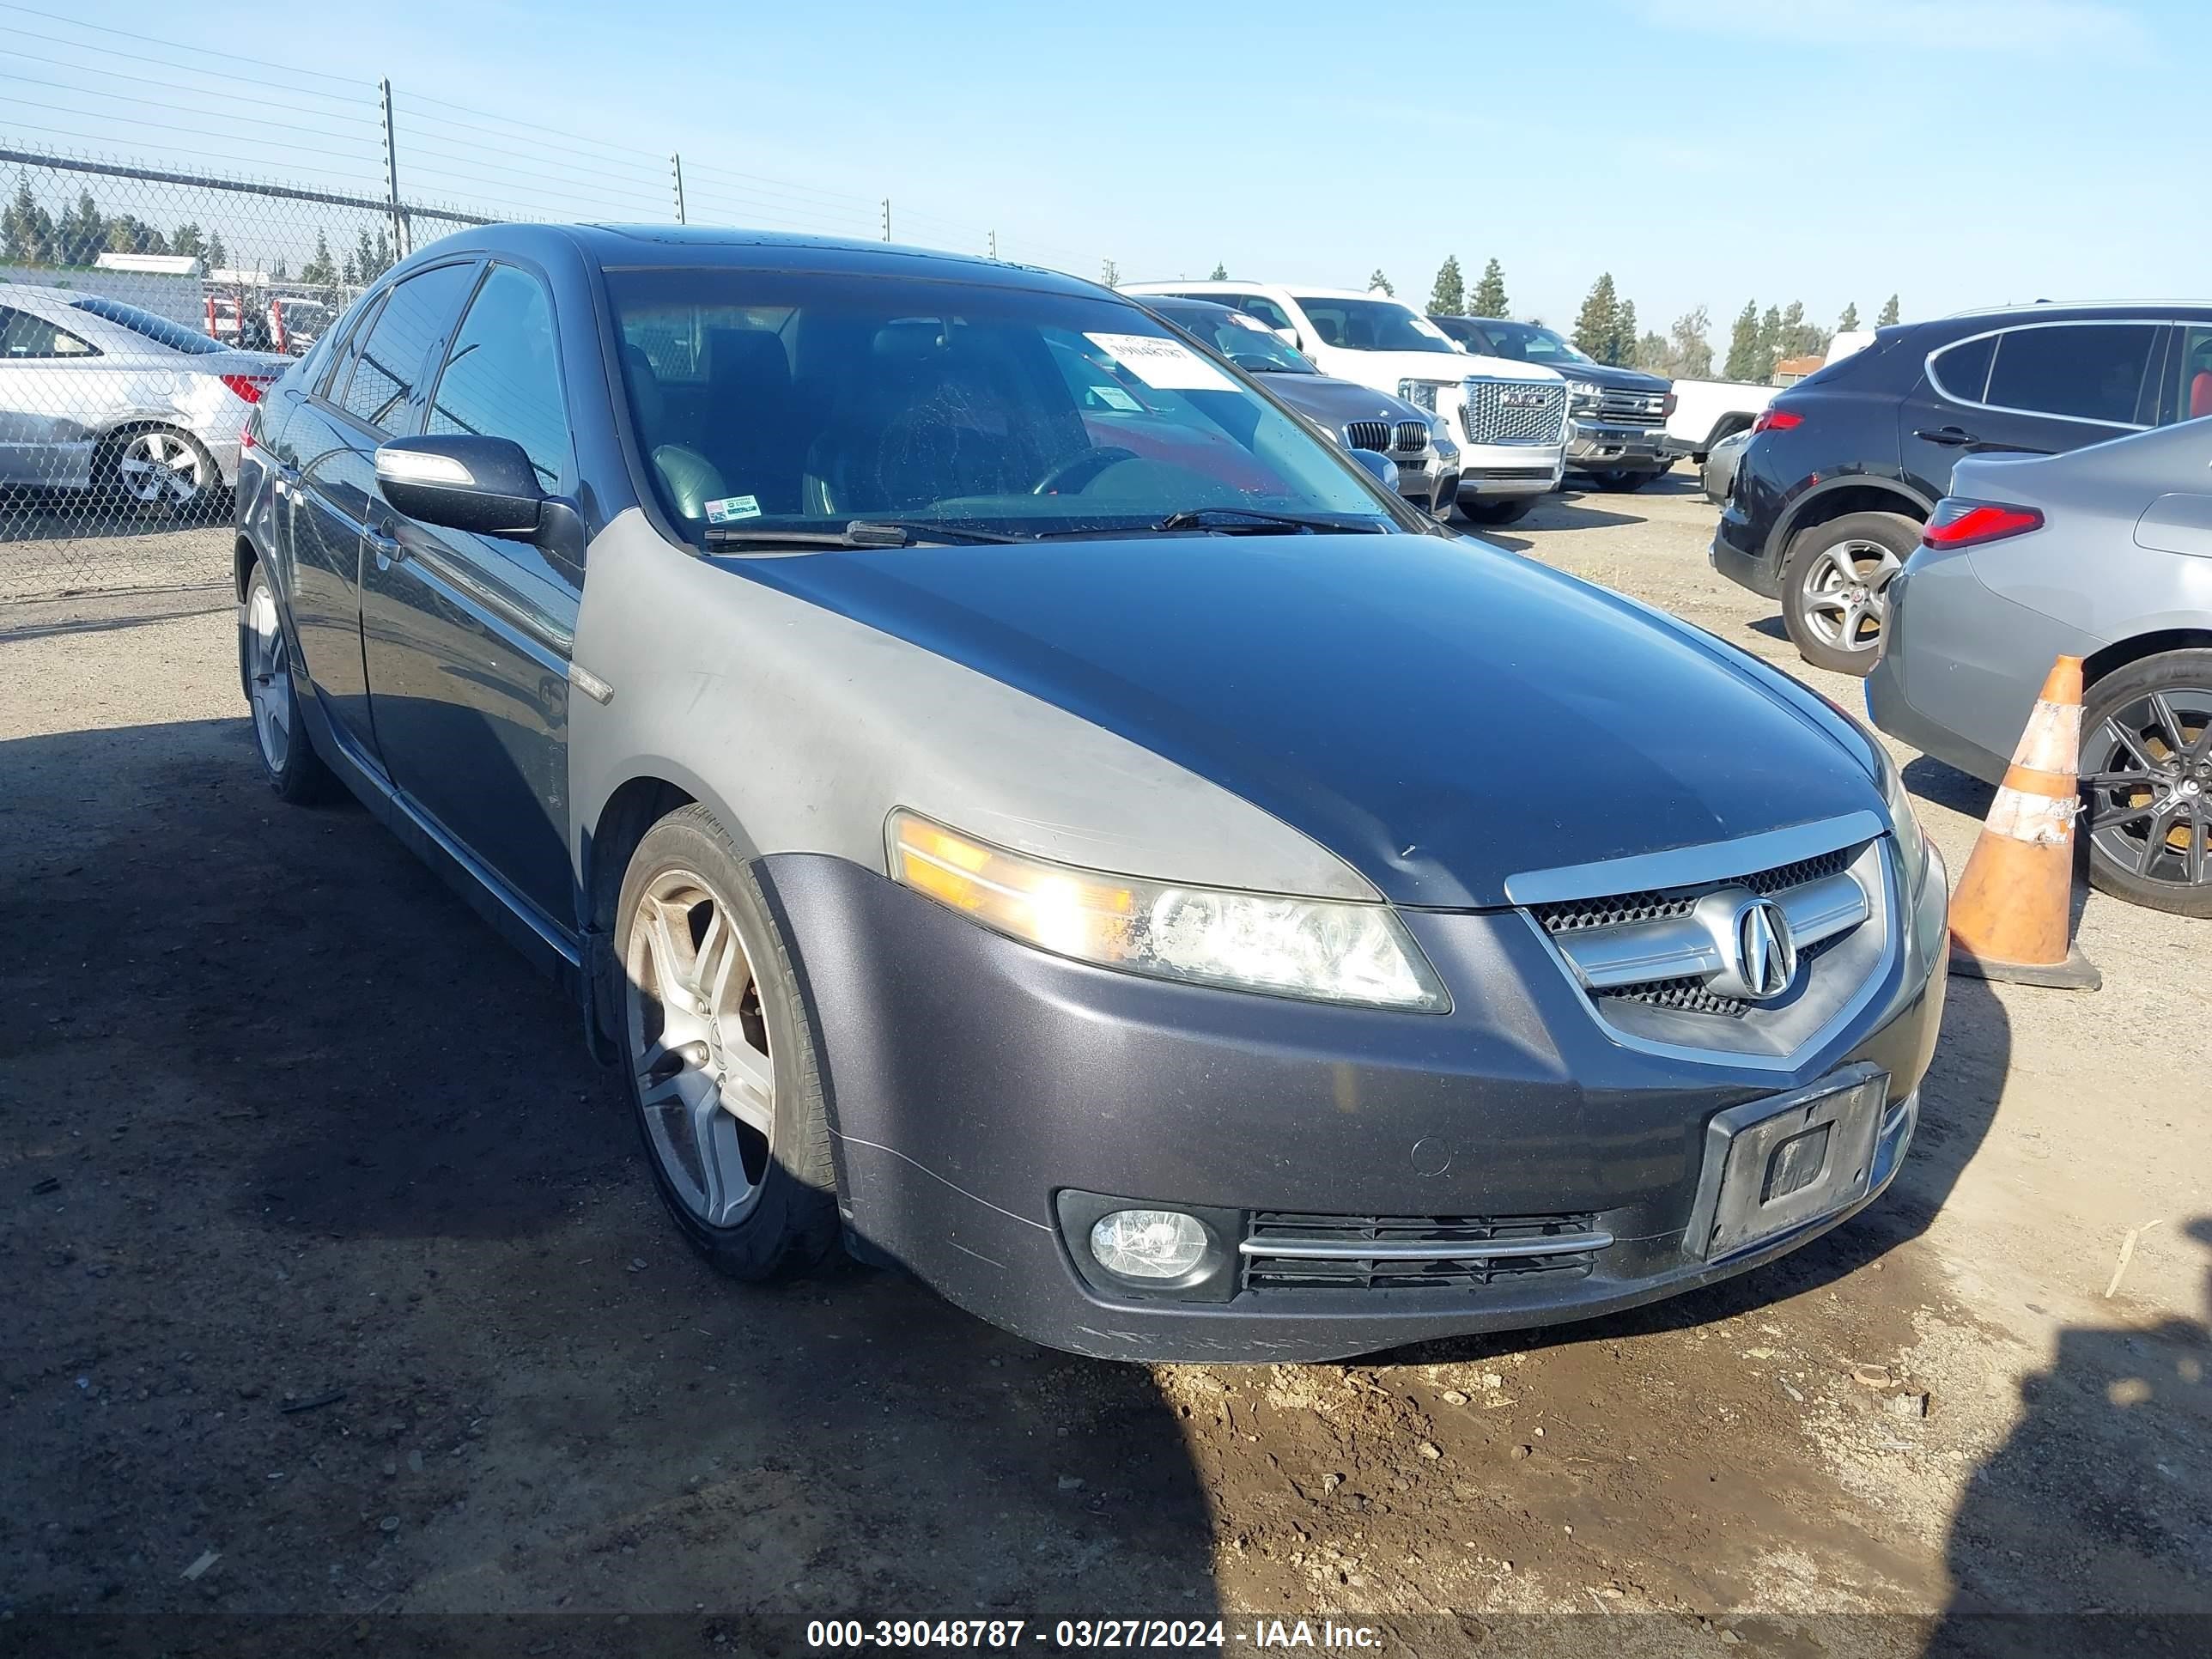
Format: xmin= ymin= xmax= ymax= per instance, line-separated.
xmin=3 ymin=477 xmax=2207 ymax=1657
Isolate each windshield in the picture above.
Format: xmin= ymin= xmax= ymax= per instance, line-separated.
xmin=1152 ymin=305 xmax=1316 ymax=374
xmin=610 ymin=269 xmax=1401 ymax=543
xmin=1476 ymin=320 xmax=1592 ymax=368
xmin=68 ymin=295 xmax=226 ymax=356
xmin=1289 ymin=295 xmax=1455 ymax=355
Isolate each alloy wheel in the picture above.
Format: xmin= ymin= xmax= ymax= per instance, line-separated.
xmin=243 ymin=580 xmax=290 ymax=773
xmin=116 ymin=429 xmax=205 ymax=509
xmin=1797 ymin=538 xmax=1902 ymax=653
xmin=623 ymin=870 xmax=775 ymax=1228
xmin=2083 ymin=688 xmax=2212 ymax=888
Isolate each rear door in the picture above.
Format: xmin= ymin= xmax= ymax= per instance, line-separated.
xmin=359 ymin=260 xmax=580 ymax=931
xmin=1899 ymin=319 xmax=2165 ymax=499
xmin=284 ymin=262 xmax=480 ymax=760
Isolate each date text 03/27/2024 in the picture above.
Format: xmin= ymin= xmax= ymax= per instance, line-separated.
xmin=805 ymin=1618 xmax=1386 ymax=1650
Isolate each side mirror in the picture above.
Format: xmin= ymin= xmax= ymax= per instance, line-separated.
xmin=374 ymin=434 xmax=544 ymax=538
xmin=1346 ymin=447 xmax=1401 ymax=494
xmin=1273 ymin=325 xmax=1303 ymax=351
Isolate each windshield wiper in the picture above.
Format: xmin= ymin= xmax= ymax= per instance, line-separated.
xmin=1149 ymin=507 xmax=1388 ymax=536
xmin=706 ymin=519 xmax=1030 ymax=549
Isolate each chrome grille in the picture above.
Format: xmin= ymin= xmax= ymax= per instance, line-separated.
xmin=1531 ymin=848 xmax=1853 ymax=937
xmin=1595 ymin=387 xmax=1668 ymax=425
xmin=1242 ymin=1212 xmax=1607 ymax=1293
xmin=1344 ymin=420 xmax=1391 ymax=452
xmin=1461 ymin=380 xmax=1567 ymax=446
xmin=1393 ymin=419 xmax=1431 ymax=453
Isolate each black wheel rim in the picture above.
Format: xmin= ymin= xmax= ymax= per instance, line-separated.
xmin=2083 ymin=688 xmax=2212 ymax=887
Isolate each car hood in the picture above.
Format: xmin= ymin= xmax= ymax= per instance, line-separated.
xmin=1555 ymin=361 xmax=1670 ymax=392
xmin=726 ymin=534 xmax=1879 ymax=907
xmin=1254 ymin=372 xmax=1435 ymax=429
xmin=1338 ymin=349 xmax=1564 ymax=389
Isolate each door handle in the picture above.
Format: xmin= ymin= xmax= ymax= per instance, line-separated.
xmin=1913 ymin=426 xmax=1978 ymax=447
xmin=367 ymin=526 xmax=404 ymax=563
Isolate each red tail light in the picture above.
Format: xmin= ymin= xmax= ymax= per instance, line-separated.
xmin=1661 ymin=391 xmax=1678 ymax=418
xmin=219 ymin=374 xmax=272 ymax=404
xmin=1922 ymin=499 xmax=2044 ymax=549
xmin=1751 ymin=406 xmax=1802 ymax=434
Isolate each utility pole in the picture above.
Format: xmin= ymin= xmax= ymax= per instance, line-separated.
xmin=881 ymin=198 xmax=890 ymax=242
xmin=378 ymin=77 xmax=408 ymax=258
xmin=671 ymin=153 xmax=686 ymax=225
xmin=988 ymin=229 xmax=998 ymax=260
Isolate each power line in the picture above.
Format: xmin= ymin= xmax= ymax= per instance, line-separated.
xmin=0 ymin=1 xmax=365 ymax=85
xmin=0 ymin=99 xmax=373 ymax=165
xmin=679 ymin=158 xmax=878 ymax=208
xmin=395 ymin=88 xmax=669 ymax=168
xmin=395 ymin=118 xmax=669 ymax=193
xmin=1 ymin=27 xmax=370 ymax=103
xmin=0 ymin=125 xmax=378 ymax=184
xmin=0 ymin=50 xmax=377 ymax=123
xmin=0 ymin=78 xmax=382 ymax=149
xmin=394 ymin=105 xmax=665 ymax=182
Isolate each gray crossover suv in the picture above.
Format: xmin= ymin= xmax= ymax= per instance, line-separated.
xmin=235 ymin=224 xmax=1947 ymax=1361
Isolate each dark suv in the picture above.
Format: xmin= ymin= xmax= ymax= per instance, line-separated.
xmin=1714 ymin=303 xmax=2212 ymax=673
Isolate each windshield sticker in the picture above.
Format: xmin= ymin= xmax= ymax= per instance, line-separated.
xmin=1409 ymin=317 xmax=1451 ymax=342
xmin=704 ymin=495 xmax=761 ymax=525
xmin=1085 ymin=332 xmax=1233 ymax=392
xmin=1091 ymin=384 xmax=1143 ymax=412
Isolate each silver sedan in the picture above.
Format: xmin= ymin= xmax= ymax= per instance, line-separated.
xmin=0 ymin=284 xmax=289 ymax=516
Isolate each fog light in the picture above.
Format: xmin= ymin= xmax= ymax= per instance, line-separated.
xmin=1088 ymin=1210 xmax=1208 ymax=1280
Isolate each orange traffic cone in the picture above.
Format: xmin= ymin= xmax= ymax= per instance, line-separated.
xmin=1948 ymin=655 xmax=2100 ymax=990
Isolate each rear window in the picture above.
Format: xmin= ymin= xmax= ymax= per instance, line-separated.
xmin=68 ymin=295 xmax=225 ymax=355
xmin=1984 ymin=323 xmax=2158 ymax=425
xmin=1927 ymin=335 xmax=1994 ymax=403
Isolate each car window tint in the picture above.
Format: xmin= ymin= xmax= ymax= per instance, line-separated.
xmin=625 ymin=305 xmax=794 ymax=385
xmin=2176 ymin=326 xmax=2212 ymax=422
xmin=1985 ymin=324 xmax=2157 ymax=425
xmin=1236 ymin=295 xmax=1294 ymax=332
xmin=68 ymin=295 xmax=226 ymax=355
xmin=318 ymin=290 xmax=386 ymax=400
xmin=0 ymin=306 xmax=98 ymax=359
xmin=427 ymin=265 xmax=572 ymax=489
xmin=1929 ymin=335 xmax=1993 ymax=404
xmin=338 ymin=263 xmax=477 ymax=433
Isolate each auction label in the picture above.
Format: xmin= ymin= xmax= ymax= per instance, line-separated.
xmin=806 ymin=1615 xmax=1386 ymax=1650
xmin=1084 ymin=333 xmax=1234 ymax=392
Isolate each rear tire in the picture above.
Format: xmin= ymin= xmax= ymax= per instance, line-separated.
xmin=2079 ymin=651 xmax=2212 ymax=917
xmin=239 ymin=562 xmax=331 ymax=803
xmin=1457 ymin=496 xmax=1534 ymax=526
xmin=99 ymin=425 xmax=218 ymax=521
xmin=615 ymin=805 xmax=841 ymax=1280
xmin=1778 ymin=510 xmax=1919 ymax=676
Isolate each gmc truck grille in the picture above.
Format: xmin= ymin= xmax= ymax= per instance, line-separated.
xmin=1461 ymin=380 xmax=1567 ymax=447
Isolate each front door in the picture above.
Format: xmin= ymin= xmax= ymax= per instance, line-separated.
xmin=359 ymin=262 xmax=580 ymax=933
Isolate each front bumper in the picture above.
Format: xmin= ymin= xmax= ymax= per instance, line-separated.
xmin=1566 ymin=419 xmax=1669 ymax=471
xmin=763 ymin=851 xmax=1947 ymax=1364
xmin=1455 ymin=443 xmax=1563 ymax=501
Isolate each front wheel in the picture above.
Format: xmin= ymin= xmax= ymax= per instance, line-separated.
xmin=1590 ymin=469 xmax=1656 ymax=492
xmin=100 ymin=426 xmax=218 ymax=520
xmin=1457 ymin=496 xmax=1534 ymax=526
xmin=1778 ymin=510 xmax=1919 ymax=676
xmin=2079 ymin=652 xmax=2212 ymax=916
xmin=615 ymin=806 xmax=841 ymax=1279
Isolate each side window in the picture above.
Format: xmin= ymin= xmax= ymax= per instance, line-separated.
xmin=1928 ymin=335 xmax=1994 ymax=404
xmin=2175 ymin=325 xmax=2212 ymax=422
xmin=337 ymin=263 xmax=477 ymax=434
xmin=1237 ymin=295 xmax=1295 ymax=332
xmin=1984 ymin=324 xmax=2158 ymax=426
xmin=0 ymin=306 xmax=99 ymax=359
xmin=427 ymin=265 xmax=572 ymax=489
xmin=315 ymin=290 xmax=387 ymax=399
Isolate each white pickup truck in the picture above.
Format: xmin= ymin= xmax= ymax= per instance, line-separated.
xmin=1666 ymin=331 xmax=1876 ymax=460
xmin=1123 ymin=280 xmax=1568 ymax=525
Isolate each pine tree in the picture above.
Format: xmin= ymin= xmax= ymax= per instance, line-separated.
xmin=1669 ymin=307 xmax=1714 ymax=380
xmin=1838 ymin=301 xmax=1860 ymax=333
xmin=1208 ymin=262 xmax=1227 ymax=281
xmin=1634 ymin=331 xmax=1670 ymax=373
xmin=1877 ymin=294 xmax=1900 ymax=327
xmin=1428 ymin=255 xmax=1465 ymax=316
xmin=1368 ymin=269 xmax=1393 ymax=296
xmin=56 ymin=191 xmax=105 ymax=267
xmin=1755 ymin=305 xmax=1783 ymax=380
xmin=1471 ymin=258 xmax=1507 ymax=319
xmin=1609 ymin=297 xmax=1638 ymax=367
xmin=1723 ymin=301 xmax=1762 ymax=382
xmin=204 ymin=231 xmax=228 ymax=271
xmin=171 ymin=222 xmax=206 ymax=259
xmin=1573 ymin=273 xmax=1620 ymax=360
xmin=301 ymin=229 xmax=337 ymax=289
xmin=3 ymin=179 xmax=57 ymax=264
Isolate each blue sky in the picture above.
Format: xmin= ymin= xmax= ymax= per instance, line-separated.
xmin=7 ymin=0 xmax=2195 ymax=343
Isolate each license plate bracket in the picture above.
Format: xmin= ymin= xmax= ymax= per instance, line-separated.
xmin=1685 ymin=1064 xmax=1888 ymax=1261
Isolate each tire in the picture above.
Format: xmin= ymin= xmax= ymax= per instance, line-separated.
xmin=1778 ymin=510 xmax=1919 ymax=676
xmin=614 ymin=805 xmax=841 ymax=1279
xmin=239 ymin=562 xmax=332 ymax=803
xmin=1590 ymin=469 xmax=1656 ymax=492
xmin=98 ymin=425 xmax=218 ymax=521
xmin=2078 ymin=651 xmax=2212 ymax=917
xmin=1458 ymin=496 xmax=1534 ymax=526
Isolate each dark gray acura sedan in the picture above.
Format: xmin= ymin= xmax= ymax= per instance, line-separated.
xmin=234 ymin=225 xmax=1947 ymax=1362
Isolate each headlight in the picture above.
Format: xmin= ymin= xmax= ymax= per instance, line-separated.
xmin=886 ymin=810 xmax=1449 ymax=1012
xmin=1875 ymin=745 xmax=1931 ymax=892
xmin=1395 ymin=379 xmax=1441 ymax=411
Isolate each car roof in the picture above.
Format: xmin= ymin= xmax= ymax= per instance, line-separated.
xmin=1124 ymin=280 xmax=1415 ymax=305
xmin=1936 ymin=299 xmax=2212 ymax=323
xmin=409 ymin=222 xmax=1110 ymax=301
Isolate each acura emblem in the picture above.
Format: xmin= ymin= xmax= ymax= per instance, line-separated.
xmin=1733 ymin=898 xmax=1798 ymax=1000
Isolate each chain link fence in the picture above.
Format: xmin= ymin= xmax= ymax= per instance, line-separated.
xmin=1 ymin=15 xmax=1111 ymax=602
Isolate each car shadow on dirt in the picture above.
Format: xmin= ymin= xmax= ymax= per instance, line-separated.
xmin=0 ymin=715 xmax=1219 ymax=1632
